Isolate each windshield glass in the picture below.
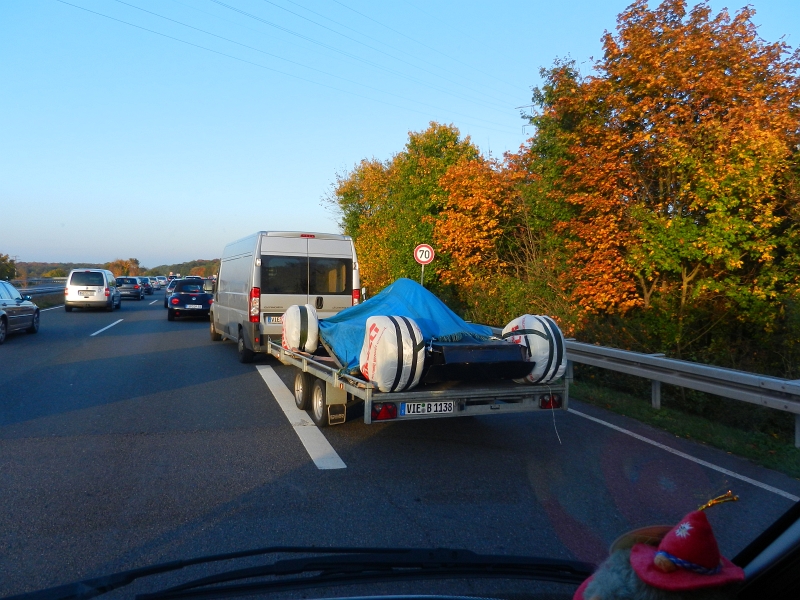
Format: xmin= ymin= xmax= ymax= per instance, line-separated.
xmin=69 ymin=271 xmax=104 ymax=286
xmin=3 ymin=1 xmax=800 ymax=599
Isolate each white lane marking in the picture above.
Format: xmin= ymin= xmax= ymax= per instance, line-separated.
xmin=89 ymin=319 xmax=124 ymax=337
xmin=149 ymin=300 xmax=159 ymax=305
xmin=256 ymin=365 xmax=346 ymax=470
xmin=569 ymin=408 xmax=799 ymax=502
xmin=40 ymin=305 xmax=64 ymax=312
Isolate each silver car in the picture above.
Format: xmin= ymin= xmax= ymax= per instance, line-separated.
xmin=64 ymin=269 xmax=121 ymax=312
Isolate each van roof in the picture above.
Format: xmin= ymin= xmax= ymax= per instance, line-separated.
xmin=261 ymin=231 xmax=351 ymax=241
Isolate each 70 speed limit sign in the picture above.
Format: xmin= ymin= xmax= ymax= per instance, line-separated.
xmin=414 ymin=244 xmax=434 ymax=265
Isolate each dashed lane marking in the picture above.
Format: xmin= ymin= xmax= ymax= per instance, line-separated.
xmin=149 ymin=300 xmax=159 ymax=305
xmin=89 ymin=319 xmax=124 ymax=337
xmin=569 ymin=408 xmax=799 ymax=502
xmin=256 ymin=365 xmax=346 ymax=470
xmin=40 ymin=305 xmax=64 ymax=312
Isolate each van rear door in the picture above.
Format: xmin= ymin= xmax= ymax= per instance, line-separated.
xmin=259 ymin=235 xmax=308 ymax=329
xmin=307 ymin=238 xmax=353 ymax=319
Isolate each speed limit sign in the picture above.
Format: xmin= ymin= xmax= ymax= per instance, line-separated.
xmin=414 ymin=244 xmax=434 ymax=265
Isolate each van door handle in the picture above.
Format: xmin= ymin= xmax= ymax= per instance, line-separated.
xmin=315 ymin=296 xmax=323 ymax=309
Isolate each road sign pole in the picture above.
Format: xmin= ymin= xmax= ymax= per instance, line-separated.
xmin=420 ymin=263 xmax=425 ymax=286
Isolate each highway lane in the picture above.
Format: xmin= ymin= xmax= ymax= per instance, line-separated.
xmin=2 ymin=297 xmax=800 ymax=597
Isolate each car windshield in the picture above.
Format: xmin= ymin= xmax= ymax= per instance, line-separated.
xmin=3 ymin=1 xmax=800 ymax=599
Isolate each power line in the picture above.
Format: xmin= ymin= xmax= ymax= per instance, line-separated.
xmin=257 ymin=0 xmax=513 ymax=108
xmin=52 ymin=0 xmax=518 ymax=134
xmin=331 ymin=0 xmax=527 ymax=93
xmin=106 ymin=0 xmax=517 ymax=130
xmin=207 ymin=0 xmax=510 ymax=114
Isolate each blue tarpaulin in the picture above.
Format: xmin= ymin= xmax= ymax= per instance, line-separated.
xmin=318 ymin=278 xmax=493 ymax=373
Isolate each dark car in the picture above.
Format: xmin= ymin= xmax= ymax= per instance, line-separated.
xmin=137 ymin=276 xmax=153 ymax=295
xmin=166 ymin=279 xmax=213 ymax=321
xmin=163 ymin=278 xmax=179 ymax=307
xmin=0 ymin=281 xmax=40 ymax=344
xmin=116 ymin=276 xmax=144 ymax=300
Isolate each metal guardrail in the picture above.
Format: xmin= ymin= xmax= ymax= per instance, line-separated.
xmin=564 ymin=340 xmax=800 ymax=448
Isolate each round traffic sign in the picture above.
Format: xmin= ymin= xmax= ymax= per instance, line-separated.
xmin=414 ymin=244 xmax=434 ymax=265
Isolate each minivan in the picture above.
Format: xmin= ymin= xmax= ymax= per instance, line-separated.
xmin=64 ymin=269 xmax=121 ymax=312
xmin=210 ymin=231 xmax=360 ymax=362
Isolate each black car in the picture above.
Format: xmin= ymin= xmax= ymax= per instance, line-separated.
xmin=0 ymin=281 xmax=39 ymax=344
xmin=116 ymin=277 xmax=145 ymax=300
xmin=166 ymin=279 xmax=213 ymax=321
xmin=137 ymin=276 xmax=153 ymax=295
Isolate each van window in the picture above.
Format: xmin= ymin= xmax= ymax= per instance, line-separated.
xmin=70 ymin=272 xmax=105 ymax=286
xmin=261 ymin=256 xmax=307 ymax=294
xmin=309 ymin=258 xmax=352 ymax=295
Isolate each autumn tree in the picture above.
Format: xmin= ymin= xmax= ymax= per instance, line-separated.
xmin=528 ymin=0 xmax=800 ymax=354
xmin=330 ymin=122 xmax=480 ymax=293
xmin=0 ymin=254 xmax=16 ymax=280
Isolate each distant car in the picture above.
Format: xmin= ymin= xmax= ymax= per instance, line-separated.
xmin=116 ymin=277 xmax=144 ymax=300
xmin=64 ymin=269 xmax=121 ymax=312
xmin=137 ymin=276 xmax=153 ymax=295
xmin=163 ymin=278 xmax=179 ymax=307
xmin=0 ymin=281 xmax=40 ymax=344
xmin=156 ymin=276 xmax=168 ymax=287
xmin=166 ymin=279 xmax=213 ymax=321
xmin=148 ymin=277 xmax=161 ymax=290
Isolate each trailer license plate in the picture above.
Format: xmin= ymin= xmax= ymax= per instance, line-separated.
xmin=186 ymin=304 xmax=203 ymax=309
xmin=266 ymin=316 xmax=283 ymax=323
xmin=400 ymin=401 xmax=454 ymax=416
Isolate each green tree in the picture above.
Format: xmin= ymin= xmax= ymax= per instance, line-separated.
xmin=0 ymin=254 xmax=16 ymax=280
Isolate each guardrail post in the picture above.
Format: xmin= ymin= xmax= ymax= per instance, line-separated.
xmin=796 ymin=414 xmax=800 ymax=449
xmin=564 ymin=360 xmax=573 ymax=409
xmin=651 ymin=380 xmax=661 ymax=410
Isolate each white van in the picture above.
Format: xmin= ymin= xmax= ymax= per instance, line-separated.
xmin=210 ymin=231 xmax=360 ymax=362
xmin=64 ymin=269 xmax=121 ymax=312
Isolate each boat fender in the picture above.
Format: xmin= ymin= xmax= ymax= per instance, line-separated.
xmin=359 ymin=315 xmax=426 ymax=392
xmin=501 ymin=314 xmax=566 ymax=384
xmin=281 ymin=304 xmax=319 ymax=353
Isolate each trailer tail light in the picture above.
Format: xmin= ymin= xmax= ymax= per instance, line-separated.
xmin=171 ymin=297 xmax=180 ymax=305
xmin=371 ymin=403 xmax=398 ymax=421
xmin=249 ymin=287 xmax=260 ymax=322
xmin=104 ymin=287 xmax=110 ymax=297
xmin=539 ymin=394 xmax=562 ymax=409
xmin=352 ymin=288 xmax=360 ymax=306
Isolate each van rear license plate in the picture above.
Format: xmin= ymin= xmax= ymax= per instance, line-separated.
xmin=186 ymin=304 xmax=203 ymax=309
xmin=79 ymin=291 xmax=94 ymax=296
xmin=266 ymin=316 xmax=283 ymax=324
xmin=400 ymin=401 xmax=454 ymax=416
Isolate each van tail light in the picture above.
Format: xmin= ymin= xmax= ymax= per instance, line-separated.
xmin=104 ymin=287 xmax=110 ymax=297
xmin=64 ymin=288 xmax=68 ymax=296
xmin=539 ymin=394 xmax=562 ymax=409
xmin=352 ymin=288 xmax=360 ymax=306
xmin=249 ymin=287 xmax=260 ymax=322
xmin=371 ymin=403 xmax=398 ymax=421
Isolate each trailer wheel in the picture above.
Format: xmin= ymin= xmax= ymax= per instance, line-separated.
xmin=311 ymin=378 xmax=328 ymax=427
xmin=294 ymin=370 xmax=312 ymax=410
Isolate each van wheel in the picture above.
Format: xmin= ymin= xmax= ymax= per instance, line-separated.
xmin=210 ymin=318 xmax=222 ymax=341
xmin=65 ymin=305 xmax=73 ymax=312
xmin=167 ymin=309 xmax=175 ymax=321
xmin=237 ymin=332 xmax=254 ymax=363
xmin=294 ymin=370 xmax=312 ymax=410
xmin=311 ymin=379 xmax=328 ymax=427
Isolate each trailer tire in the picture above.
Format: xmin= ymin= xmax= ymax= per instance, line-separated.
xmin=311 ymin=378 xmax=328 ymax=427
xmin=294 ymin=370 xmax=312 ymax=410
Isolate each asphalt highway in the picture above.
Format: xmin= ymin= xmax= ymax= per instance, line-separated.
xmin=2 ymin=297 xmax=799 ymax=597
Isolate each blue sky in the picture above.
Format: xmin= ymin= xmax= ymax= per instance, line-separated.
xmin=2 ymin=0 xmax=799 ymax=267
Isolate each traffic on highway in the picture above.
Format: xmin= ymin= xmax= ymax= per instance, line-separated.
xmin=2 ymin=251 xmax=800 ymax=599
